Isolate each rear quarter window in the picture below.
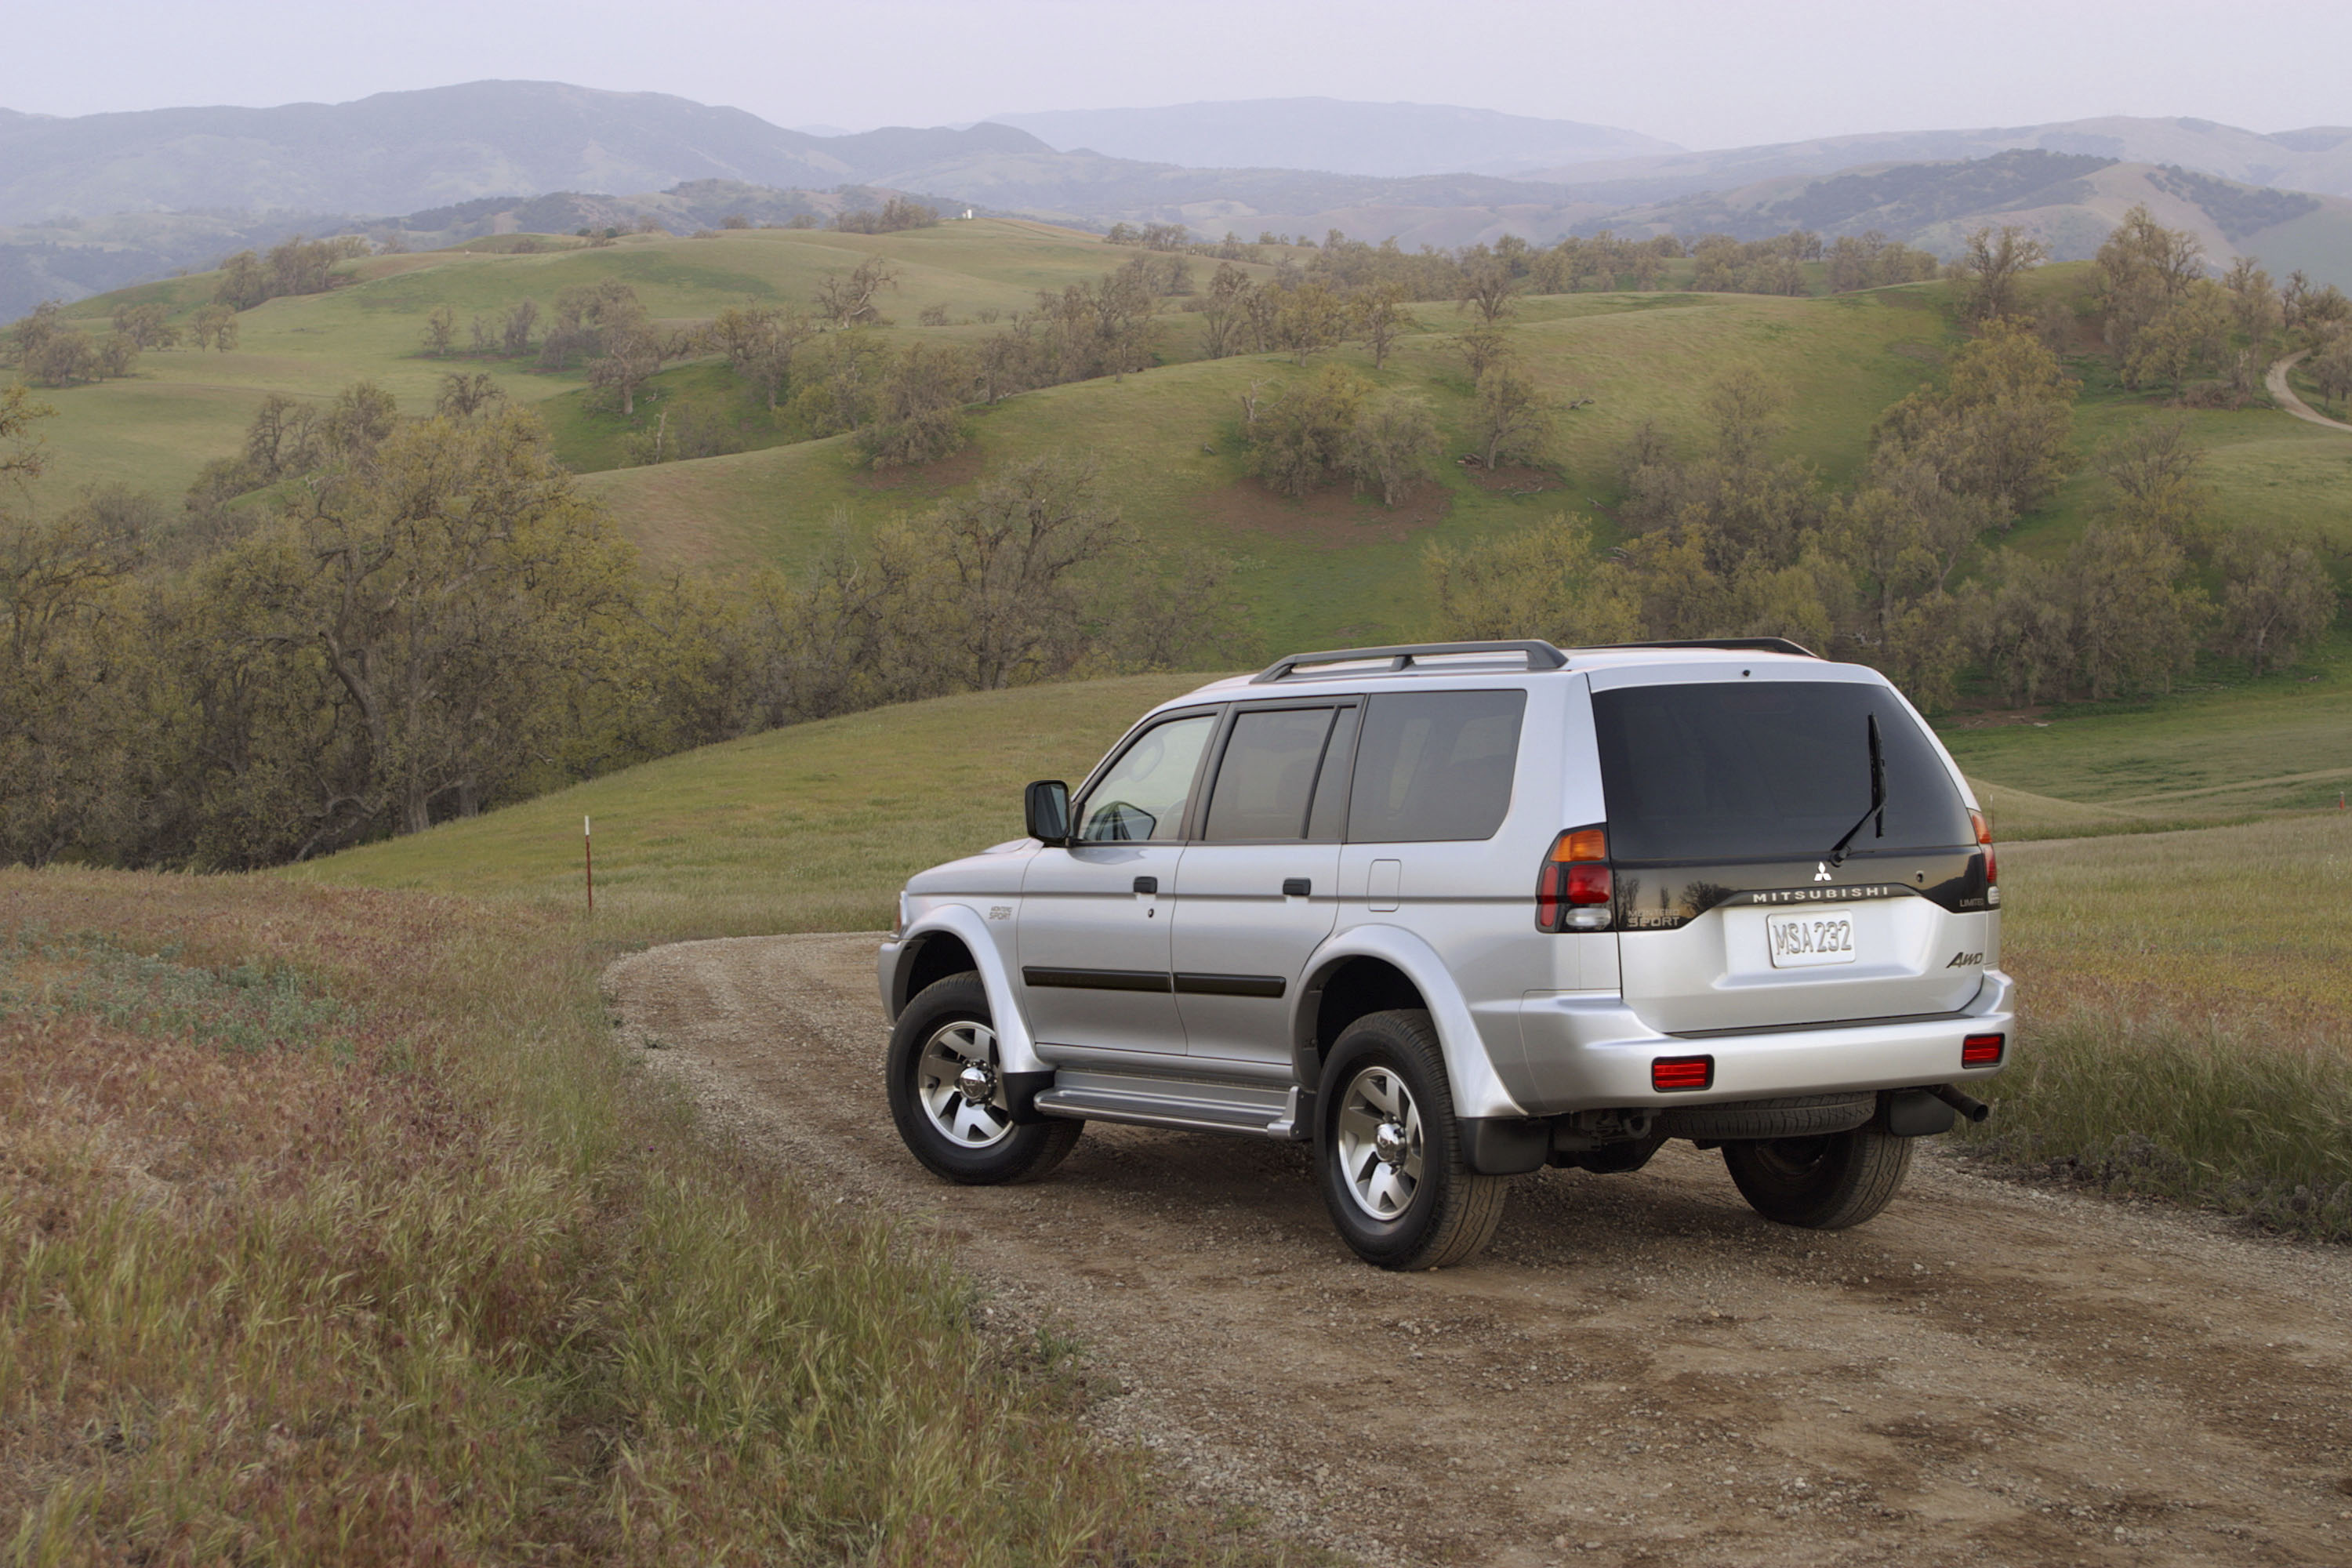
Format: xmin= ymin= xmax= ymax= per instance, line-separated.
xmin=1592 ymin=680 xmax=1969 ymax=862
xmin=1347 ymin=690 xmax=1526 ymax=843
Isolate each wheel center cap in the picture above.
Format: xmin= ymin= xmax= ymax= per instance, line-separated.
xmin=956 ymin=1063 xmax=995 ymax=1103
xmin=1373 ymin=1121 xmax=1408 ymax=1165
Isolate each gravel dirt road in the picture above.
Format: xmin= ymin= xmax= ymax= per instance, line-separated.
xmin=607 ymin=933 xmax=2352 ymax=1568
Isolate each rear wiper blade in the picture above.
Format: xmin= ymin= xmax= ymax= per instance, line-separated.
xmin=1827 ymin=713 xmax=1885 ymax=867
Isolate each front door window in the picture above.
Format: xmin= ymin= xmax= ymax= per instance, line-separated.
xmin=1076 ymin=716 xmax=1215 ymax=842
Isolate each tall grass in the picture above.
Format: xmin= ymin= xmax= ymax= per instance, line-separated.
xmin=1962 ymin=1008 xmax=2352 ymax=1242
xmin=1962 ymin=814 xmax=2352 ymax=1241
xmin=0 ymin=873 xmax=1312 ymax=1565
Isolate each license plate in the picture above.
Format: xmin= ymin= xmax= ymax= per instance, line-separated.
xmin=1766 ymin=909 xmax=1857 ymax=967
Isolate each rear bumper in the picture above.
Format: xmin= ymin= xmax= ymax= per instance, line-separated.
xmin=1505 ymin=970 xmax=2014 ymax=1113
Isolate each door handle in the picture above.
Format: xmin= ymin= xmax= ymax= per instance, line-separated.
xmin=1282 ymin=878 xmax=1312 ymax=897
xmin=1133 ymin=876 xmax=1159 ymax=895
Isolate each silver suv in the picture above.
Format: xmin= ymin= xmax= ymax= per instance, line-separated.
xmin=878 ymin=640 xmax=2011 ymax=1269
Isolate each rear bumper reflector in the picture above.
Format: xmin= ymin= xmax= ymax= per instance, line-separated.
xmin=1651 ymin=1054 xmax=1715 ymax=1092
xmin=1962 ymin=1033 xmax=2005 ymax=1067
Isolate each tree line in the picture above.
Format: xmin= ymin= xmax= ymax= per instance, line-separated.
xmin=1431 ymin=208 xmax=2343 ymax=709
xmin=0 ymin=383 xmax=1244 ymax=871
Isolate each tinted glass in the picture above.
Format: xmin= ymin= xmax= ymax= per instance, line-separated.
xmin=1076 ymin=713 xmax=1214 ymax=843
xmin=1592 ymin=681 xmax=1971 ymax=862
xmin=1204 ymin=708 xmax=1338 ymax=842
xmin=1305 ymin=705 xmax=1359 ymax=841
xmin=1348 ymin=691 xmax=1526 ymax=843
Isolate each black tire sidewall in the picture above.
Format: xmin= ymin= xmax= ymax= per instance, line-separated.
xmin=887 ymin=972 xmax=1074 ymax=1185
xmin=1315 ymin=1011 xmax=1484 ymax=1269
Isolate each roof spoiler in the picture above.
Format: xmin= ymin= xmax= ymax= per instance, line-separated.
xmin=1251 ymin=640 xmax=1570 ymax=684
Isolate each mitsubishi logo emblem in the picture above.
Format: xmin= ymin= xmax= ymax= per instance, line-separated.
xmin=1814 ymin=862 xmax=1834 ymax=882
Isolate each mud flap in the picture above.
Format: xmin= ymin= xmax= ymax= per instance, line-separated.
xmin=1881 ymin=1088 xmax=1958 ymax=1138
xmin=1461 ymin=1116 xmax=1551 ymax=1175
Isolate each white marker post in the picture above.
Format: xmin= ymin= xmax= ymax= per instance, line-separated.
xmin=584 ymin=815 xmax=594 ymax=914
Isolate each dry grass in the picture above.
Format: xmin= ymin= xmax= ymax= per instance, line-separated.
xmin=1960 ymin=814 xmax=2352 ymax=1240
xmin=0 ymin=871 xmax=1319 ymax=1566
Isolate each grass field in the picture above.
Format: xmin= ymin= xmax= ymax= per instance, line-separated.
xmin=277 ymin=669 xmax=2352 ymax=1242
xmin=24 ymin=220 xmax=1284 ymax=506
xmin=1969 ymin=815 xmax=2352 ymax=1240
xmin=0 ymin=866 xmax=1314 ymax=1566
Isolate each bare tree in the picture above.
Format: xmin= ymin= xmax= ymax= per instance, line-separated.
xmin=1454 ymin=326 xmax=1512 ymax=383
xmin=1354 ymin=282 xmax=1416 ymax=369
xmin=434 ymin=372 xmax=505 ymax=419
xmin=1955 ymin=226 xmax=2050 ymax=324
xmin=1457 ymin=249 xmax=1516 ymax=324
xmin=815 ymin=256 xmax=901 ymax=325
xmin=1472 ymin=365 xmax=1553 ymax=470
xmin=587 ymin=324 xmax=666 ymax=416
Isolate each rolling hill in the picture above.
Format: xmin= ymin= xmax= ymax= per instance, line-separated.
xmin=1592 ymin=151 xmax=2352 ymax=276
xmin=28 ymin=217 xmax=2352 ymax=666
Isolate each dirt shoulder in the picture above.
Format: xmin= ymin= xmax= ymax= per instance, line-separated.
xmin=608 ymin=933 xmax=2352 ymax=1567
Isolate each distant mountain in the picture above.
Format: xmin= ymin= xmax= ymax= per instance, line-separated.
xmin=987 ymin=99 xmax=1678 ymax=179
xmin=1 ymin=85 xmax=2347 ymax=321
xmin=1533 ymin=117 xmax=2352 ymax=205
xmin=0 ymin=81 xmax=1056 ymax=225
xmin=1582 ymin=150 xmax=2352 ymax=289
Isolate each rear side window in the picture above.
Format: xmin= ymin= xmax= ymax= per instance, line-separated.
xmin=1203 ymin=707 xmax=1338 ymax=841
xmin=1348 ymin=691 xmax=1526 ymax=843
xmin=1592 ymin=681 xmax=1970 ymax=862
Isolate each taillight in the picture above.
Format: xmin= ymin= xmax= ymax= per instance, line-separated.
xmin=1962 ymin=1033 xmax=2005 ymax=1067
xmin=1969 ymin=808 xmax=1996 ymax=887
xmin=1536 ymin=826 xmax=1612 ymax=932
xmin=1652 ymin=1054 xmax=1713 ymax=1092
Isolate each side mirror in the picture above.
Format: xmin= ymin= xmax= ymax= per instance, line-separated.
xmin=1024 ymin=779 xmax=1071 ymax=845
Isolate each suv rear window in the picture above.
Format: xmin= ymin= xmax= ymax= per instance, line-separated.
xmin=1592 ymin=681 xmax=1969 ymax=862
xmin=1348 ymin=691 xmax=1525 ymax=843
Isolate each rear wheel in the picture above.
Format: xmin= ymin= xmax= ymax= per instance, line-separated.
xmin=1722 ymin=1127 xmax=1912 ymax=1229
xmin=1315 ymin=1010 xmax=1507 ymax=1269
xmin=887 ymin=973 xmax=1081 ymax=1185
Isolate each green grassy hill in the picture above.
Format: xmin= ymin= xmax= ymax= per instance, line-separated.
xmin=30 ymin=228 xmax=2349 ymax=659
xmin=280 ymin=660 xmax=2352 ymax=943
xmin=29 ymin=219 xmax=1270 ymax=503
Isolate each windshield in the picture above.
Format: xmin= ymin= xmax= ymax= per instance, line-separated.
xmin=1592 ymin=681 xmax=1969 ymax=862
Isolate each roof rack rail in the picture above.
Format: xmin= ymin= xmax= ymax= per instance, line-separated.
xmin=1250 ymin=640 xmax=1570 ymax=684
xmin=1595 ymin=637 xmax=1822 ymax=659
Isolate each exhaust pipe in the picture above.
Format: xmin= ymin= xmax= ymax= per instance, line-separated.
xmin=1933 ymin=1083 xmax=1991 ymax=1123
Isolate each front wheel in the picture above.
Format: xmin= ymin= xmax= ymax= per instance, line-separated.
xmin=1314 ymin=1010 xmax=1507 ymax=1270
xmin=1721 ymin=1127 xmax=1913 ymax=1229
xmin=886 ymin=972 xmax=1082 ymax=1185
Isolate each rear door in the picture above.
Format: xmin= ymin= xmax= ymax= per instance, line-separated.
xmin=1590 ymin=670 xmax=1992 ymax=1034
xmin=1170 ymin=702 xmax=1357 ymax=1069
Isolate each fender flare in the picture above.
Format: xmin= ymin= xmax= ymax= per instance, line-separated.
xmin=887 ymin=905 xmax=1045 ymax=1077
xmin=1294 ymin=923 xmax=1529 ymax=1121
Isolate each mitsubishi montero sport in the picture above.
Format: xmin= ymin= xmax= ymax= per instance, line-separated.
xmin=877 ymin=639 xmax=2010 ymax=1269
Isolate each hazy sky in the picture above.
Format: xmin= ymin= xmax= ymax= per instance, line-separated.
xmin=6 ymin=0 xmax=2346 ymax=149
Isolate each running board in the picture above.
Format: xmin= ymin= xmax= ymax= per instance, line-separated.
xmin=1033 ymin=1069 xmax=1303 ymax=1140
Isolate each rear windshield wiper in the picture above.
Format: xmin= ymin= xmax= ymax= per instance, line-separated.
xmin=1826 ymin=713 xmax=1885 ymax=867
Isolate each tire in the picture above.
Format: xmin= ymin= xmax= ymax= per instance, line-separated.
xmin=1314 ymin=1009 xmax=1508 ymax=1270
xmin=886 ymin=972 xmax=1082 ymax=1185
xmin=1721 ymin=1127 xmax=1914 ymax=1229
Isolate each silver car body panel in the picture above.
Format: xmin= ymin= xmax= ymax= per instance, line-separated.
xmin=880 ymin=645 xmax=2009 ymax=1127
